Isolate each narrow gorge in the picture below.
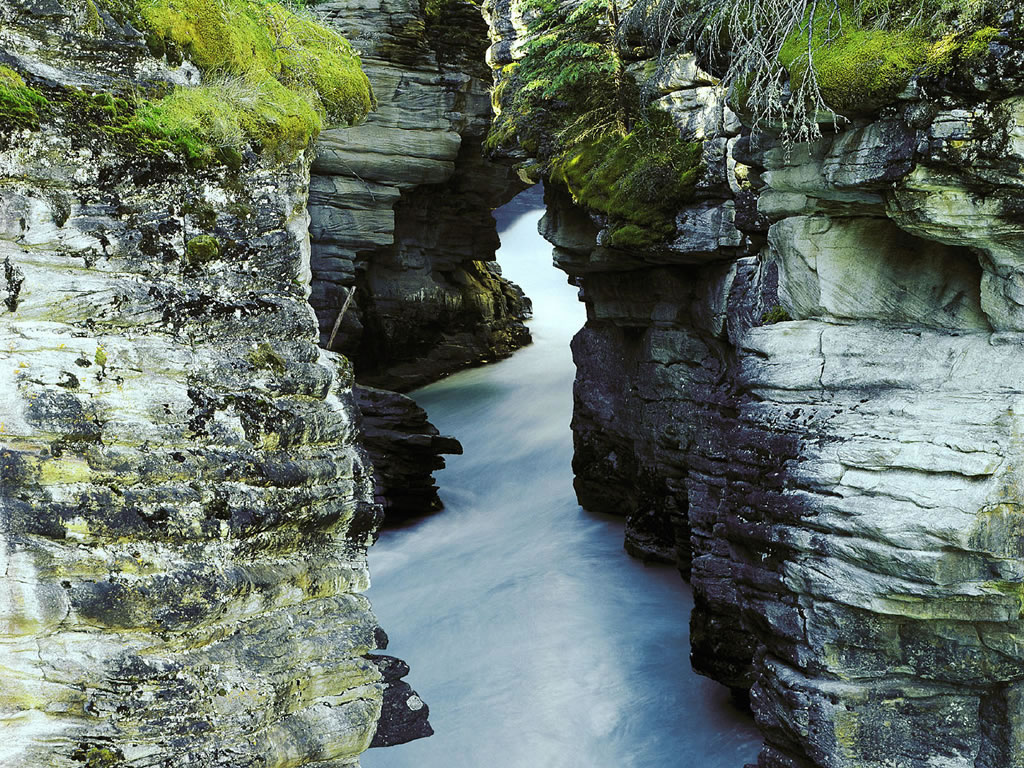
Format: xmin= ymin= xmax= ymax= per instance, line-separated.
xmin=3 ymin=0 xmax=1024 ymax=766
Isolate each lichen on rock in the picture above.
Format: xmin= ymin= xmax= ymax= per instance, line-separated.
xmin=0 ymin=0 xmax=421 ymax=765
xmin=486 ymin=0 xmax=1024 ymax=765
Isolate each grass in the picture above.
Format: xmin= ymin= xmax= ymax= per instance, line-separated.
xmin=83 ymin=0 xmax=375 ymax=164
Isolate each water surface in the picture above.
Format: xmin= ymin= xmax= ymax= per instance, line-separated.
xmin=364 ymin=186 xmax=761 ymax=768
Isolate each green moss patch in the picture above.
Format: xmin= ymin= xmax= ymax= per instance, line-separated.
xmin=778 ymin=0 xmax=1011 ymax=115
xmin=247 ymin=342 xmax=287 ymax=373
xmin=0 ymin=66 xmax=49 ymax=131
xmin=780 ymin=20 xmax=932 ymax=114
xmin=551 ymin=111 xmax=702 ymax=249
xmin=185 ymin=234 xmax=221 ymax=265
xmin=80 ymin=0 xmax=375 ymax=164
xmin=761 ymin=305 xmax=792 ymax=324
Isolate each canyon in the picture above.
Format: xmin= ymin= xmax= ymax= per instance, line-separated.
xmin=3 ymin=0 xmax=1024 ymax=766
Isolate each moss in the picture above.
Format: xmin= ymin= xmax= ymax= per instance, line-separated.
xmin=833 ymin=709 xmax=860 ymax=757
xmin=93 ymin=345 xmax=108 ymax=371
xmin=986 ymin=581 xmax=1024 ymax=617
xmin=38 ymin=456 xmax=93 ymax=485
xmin=779 ymin=1 xmax=1010 ymax=115
xmin=247 ymin=342 xmax=286 ymax=373
xmin=761 ymin=305 xmax=792 ymax=324
xmin=84 ymin=0 xmax=103 ymax=35
xmin=607 ymin=223 xmax=661 ymax=248
xmin=0 ymin=66 xmax=49 ymax=131
xmin=550 ymin=110 xmax=702 ymax=249
xmin=185 ymin=234 xmax=221 ymax=265
xmin=961 ymin=25 xmax=1000 ymax=59
xmin=96 ymin=0 xmax=374 ymax=164
xmin=779 ymin=3 xmax=933 ymax=114
xmin=73 ymin=745 xmax=124 ymax=767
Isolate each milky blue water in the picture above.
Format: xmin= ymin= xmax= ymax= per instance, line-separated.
xmin=363 ymin=186 xmax=762 ymax=768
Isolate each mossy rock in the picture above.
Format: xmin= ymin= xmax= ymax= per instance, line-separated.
xmin=550 ymin=110 xmax=702 ymax=249
xmin=0 ymin=66 xmax=49 ymax=131
xmin=247 ymin=342 xmax=287 ymax=374
xmin=186 ymin=234 xmax=221 ymax=265
xmin=761 ymin=305 xmax=792 ymax=325
xmin=94 ymin=0 xmax=375 ymax=165
xmin=779 ymin=1 xmax=1012 ymax=116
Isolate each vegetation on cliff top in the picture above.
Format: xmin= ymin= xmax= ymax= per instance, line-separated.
xmin=625 ymin=0 xmax=1015 ymax=139
xmin=489 ymin=0 xmax=702 ymax=248
xmin=551 ymin=111 xmax=702 ymax=248
xmin=76 ymin=0 xmax=375 ymax=164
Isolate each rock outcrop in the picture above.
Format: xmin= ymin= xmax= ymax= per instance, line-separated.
xmin=0 ymin=1 xmax=425 ymax=764
xmin=354 ymin=385 xmax=462 ymax=525
xmin=487 ymin=2 xmax=1024 ymax=766
xmin=308 ymin=0 xmax=531 ymax=394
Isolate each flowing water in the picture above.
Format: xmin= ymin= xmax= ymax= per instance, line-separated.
xmin=362 ymin=186 xmax=762 ymax=768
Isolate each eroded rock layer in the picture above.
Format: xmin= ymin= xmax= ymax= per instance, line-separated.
xmin=309 ymin=0 xmax=531 ymax=393
xmin=0 ymin=3 xmax=416 ymax=765
xmin=488 ymin=2 xmax=1024 ymax=765
xmin=354 ymin=385 xmax=462 ymax=525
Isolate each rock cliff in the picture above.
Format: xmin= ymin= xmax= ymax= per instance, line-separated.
xmin=0 ymin=0 xmax=426 ymax=764
xmin=486 ymin=2 xmax=1024 ymax=766
xmin=308 ymin=0 xmax=531 ymax=394
xmin=305 ymin=0 xmax=533 ymax=525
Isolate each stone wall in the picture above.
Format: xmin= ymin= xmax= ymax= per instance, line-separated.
xmin=308 ymin=0 xmax=531 ymax=393
xmin=487 ymin=2 xmax=1024 ymax=765
xmin=0 ymin=1 xmax=425 ymax=764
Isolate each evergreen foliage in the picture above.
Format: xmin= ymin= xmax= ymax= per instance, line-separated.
xmin=624 ymin=0 xmax=1016 ymax=140
xmin=489 ymin=0 xmax=703 ymax=249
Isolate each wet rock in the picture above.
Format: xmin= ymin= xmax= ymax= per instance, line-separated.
xmin=354 ymin=385 xmax=463 ymax=525
xmin=0 ymin=3 xmax=422 ymax=765
xmin=485 ymin=4 xmax=1024 ymax=766
xmin=367 ymin=655 xmax=433 ymax=747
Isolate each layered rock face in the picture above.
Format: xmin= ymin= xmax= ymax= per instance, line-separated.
xmin=490 ymin=4 xmax=1024 ymax=766
xmin=308 ymin=0 xmax=531 ymax=394
xmin=0 ymin=3 xmax=423 ymax=764
xmin=354 ymin=385 xmax=462 ymax=525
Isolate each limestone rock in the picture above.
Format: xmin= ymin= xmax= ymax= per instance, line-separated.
xmin=309 ymin=0 xmax=531 ymax=393
xmin=0 ymin=4 xmax=422 ymax=765
xmin=485 ymin=4 xmax=1024 ymax=765
xmin=354 ymin=386 xmax=462 ymax=524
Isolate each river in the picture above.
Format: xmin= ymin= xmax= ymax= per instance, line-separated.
xmin=362 ymin=186 xmax=762 ymax=768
